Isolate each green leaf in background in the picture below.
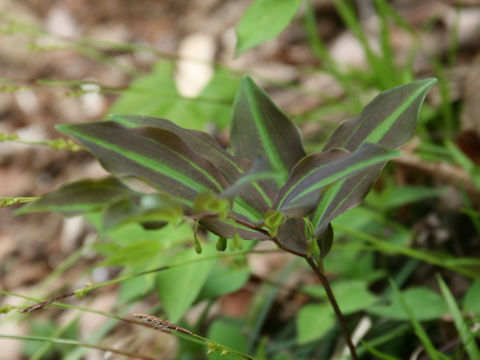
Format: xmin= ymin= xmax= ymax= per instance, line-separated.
xmin=302 ymin=280 xmax=378 ymax=314
xmin=197 ymin=261 xmax=250 ymax=301
xmin=235 ymin=0 xmax=303 ymax=55
xmin=110 ymin=62 xmax=238 ymax=130
xmin=332 ymin=280 xmax=379 ymax=314
xmin=296 ymin=304 xmax=335 ymax=345
xmin=311 ymin=78 xmax=437 ymax=235
xmin=207 ymin=318 xmax=248 ymax=360
xmin=368 ymin=286 xmax=448 ymax=321
xmin=156 ymin=246 xmax=216 ymax=322
xmin=464 ymin=278 xmax=480 ymax=315
xmin=16 ymin=177 xmax=134 ymax=216
xmin=102 ymin=193 xmax=183 ymax=230
xmin=118 ymin=258 xmax=162 ymax=303
xmin=276 ymin=143 xmax=400 ymax=216
xmin=98 ymin=220 xmax=193 ymax=248
xmin=99 ymin=239 xmax=165 ymax=267
xmin=231 ymin=76 xmax=305 ymax=184
xmin=333 ymin=206 xmax=412 ymax=247
xmin=297 ymin=280 xmax=377 ymax=344
xmin=365 ymin=184 xmax=444 ymax=210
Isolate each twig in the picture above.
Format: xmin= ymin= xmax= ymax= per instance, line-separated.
xmin=18 ymin=291 xmax=75 ymax=313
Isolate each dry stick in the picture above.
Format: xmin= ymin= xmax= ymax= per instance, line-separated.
xmin=306 ymin=257 xmax=359 ymax=360
xmin=17 ymin=291 xmax=76 ymax=313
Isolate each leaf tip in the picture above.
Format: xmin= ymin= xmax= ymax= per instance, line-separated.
xmin=417 ymin=77 xmax=437 ymax=91
xmin=55 ymin=123 xmax=73 ymax=136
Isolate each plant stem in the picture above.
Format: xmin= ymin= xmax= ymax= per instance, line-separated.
xmin=0 ymin=334 xmax=154 ymax=360
xmin=306 ymin=257 xmax=359 ymax=360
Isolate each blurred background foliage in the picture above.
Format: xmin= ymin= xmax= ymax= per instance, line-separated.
xmin=0 ymin=0 xmax=480 ymax=359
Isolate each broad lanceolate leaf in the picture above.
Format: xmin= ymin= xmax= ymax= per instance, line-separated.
xmin=156 ymin=246 xmax=216 ymax=322
xmin=56 ymin=121 xmax=227 ymax=206
xmin=108 ymin=114 xmax=273 ymax=239
xmin=111 ymin=115 xmax=275 ymax=220
xmin=57 ymin=120 xmax=268 ymax=240
xmin=110 ymin=114 xmax=249 ymax=185
xmin=230 ymin=77 xmax=305 ymax=185
xmin=310 ymin=79 xmax=436 ymax=234
xmin=16 ymin=177 xmax=135 ymax=216
xmin=276 ymin=143 xmax=400 ymax=216
xmin=325 ymin=78 xmax=437 ymax=152
xmin=235 ymin=0 xmax=303 ymax=55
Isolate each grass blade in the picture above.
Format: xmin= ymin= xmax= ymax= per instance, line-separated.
xmin=437 ymin=274 xmax=480 ymax=360
xmin=389 ymin=279 xmax=441 ymax=360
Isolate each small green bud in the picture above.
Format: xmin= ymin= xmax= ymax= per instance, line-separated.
xmin=216 ymin=237 xmax=227 ymax=252
xmin=74 ymin=289 xmax=90 ymax=299
xmin=207 ymin=342 xmax=220 ymax=354
xmin=194 ymin=233 xmax=202 ymax=254
xmin=263 ymin=210 xmax=285 ymax=237
xmin=193 ymin=192 xmax=230 ymax=219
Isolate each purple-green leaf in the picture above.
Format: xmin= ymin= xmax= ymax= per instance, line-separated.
xmin=276 ymin=143 xmax=399 ymax=216
xmin=276 ymin=218 xmax=309 ymax=256
xmin=110 ymin=115 xmax=274 ymax=222
xmin=56 ymin=121 xmax=228 ymax=206
xmin=325 ymin=78 xmax=437 ymax=152
xmin=230 ymin=77 xmax=305 ymax=185
xmin=110 ymin=114 xmax=249 ymax=185
xmin=200 ymin=217 xmax=270 ymax=241
xmin=310 ymin=79 xmax=437 ymax=234
xmin=16 ymin=177 xmax=135 ymax=216
xmin=58 ymin=119 xmax=268 ymax=241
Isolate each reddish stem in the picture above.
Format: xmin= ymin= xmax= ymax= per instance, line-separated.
xmin=306 ymin=257 xmax=359 ymax=360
